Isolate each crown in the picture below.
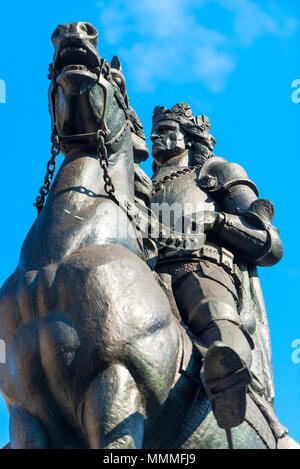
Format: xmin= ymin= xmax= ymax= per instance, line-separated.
xmin=152 ymin=102 xmax=211 ymax=132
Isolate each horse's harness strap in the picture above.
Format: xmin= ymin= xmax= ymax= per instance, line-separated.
xmin=56 ymin=59 xmax=128 ymax=146
xmin=56 ymin=121 xmax=130 ymax=149
xmin=113 ymin=194 xmax=206 ymax=251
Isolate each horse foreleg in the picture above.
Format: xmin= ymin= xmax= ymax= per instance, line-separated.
xmin=82 ymin=364 xmax=145 ymax=449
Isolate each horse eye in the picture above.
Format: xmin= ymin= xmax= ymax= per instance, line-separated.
xmin=114 ymin=77 xmax=122 ymax=87
xmin=113 ymin=76 xmax=125 ymax=95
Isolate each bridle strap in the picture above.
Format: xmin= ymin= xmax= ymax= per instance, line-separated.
xmin=51 ymin=59 xmax=129 ymax=148
xmin=35 ymin=59 xmax=126 ymax=214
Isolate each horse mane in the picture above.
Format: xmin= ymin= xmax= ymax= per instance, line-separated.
xmin=134 ymin=163 xmax=152 ymax=208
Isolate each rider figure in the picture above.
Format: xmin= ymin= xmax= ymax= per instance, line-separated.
xmin=150 ymin=103 xmax=283 ymax=430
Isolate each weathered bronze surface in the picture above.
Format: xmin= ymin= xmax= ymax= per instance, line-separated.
xmin=0 ymin=22 xmax=298 ymax=449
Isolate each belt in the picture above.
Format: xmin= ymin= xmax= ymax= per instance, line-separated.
xmin=158 ymin=244 xmax=243 ymax=286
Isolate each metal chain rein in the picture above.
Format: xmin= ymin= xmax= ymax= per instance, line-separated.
xmin=34 ymin=129 xmax=117 ymax=215
xmin=96 ymin=129 xmax=116 ymax=199
xmin=34 ymin=134 xmax=60 ymax=214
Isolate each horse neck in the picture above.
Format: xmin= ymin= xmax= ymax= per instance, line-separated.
xmin=18 ymin=130 xmax=138 ymax=271
xmin=49 ymin=129 xmax=134 ymax=209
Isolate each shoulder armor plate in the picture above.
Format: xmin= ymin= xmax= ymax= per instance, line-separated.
xmin=198 ymin=157 xmax=259 ymax=196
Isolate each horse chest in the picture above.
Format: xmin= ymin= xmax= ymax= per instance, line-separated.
xmin=19 ymin=199 xmax=141 ymax=272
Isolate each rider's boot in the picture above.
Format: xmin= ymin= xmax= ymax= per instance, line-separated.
xmin=201 ymin=340 xmax=251 ymax=429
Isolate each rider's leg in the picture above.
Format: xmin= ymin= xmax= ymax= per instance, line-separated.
xmin=173 ymin=267 xmax=252 ymax=429
xmin=82 ymin=364 xmax=145 ymax=449
xmin=173 ymin=269 xmax=252 ymax=367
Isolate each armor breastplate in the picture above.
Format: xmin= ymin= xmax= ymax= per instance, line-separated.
xmin=151 ymin=165 xmax=218 ymax=231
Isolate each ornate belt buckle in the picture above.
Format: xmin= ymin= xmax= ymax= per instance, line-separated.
xmin=220 ymin=248 xmax=234 ymax=272
xmin=202 ymin=245 xmax=219 ymax=264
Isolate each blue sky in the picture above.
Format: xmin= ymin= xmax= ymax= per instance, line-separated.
xmin=0 ymin=0 xmax=299 ymax=447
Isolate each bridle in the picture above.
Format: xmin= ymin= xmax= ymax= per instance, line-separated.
xmin=34 ymin=59 xmax=130 ymax=214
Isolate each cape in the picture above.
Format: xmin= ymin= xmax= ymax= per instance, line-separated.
xmin=238 ymin=262 xmax=287 ymax=439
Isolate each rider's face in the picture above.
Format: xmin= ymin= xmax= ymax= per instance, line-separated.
xmin=151 ymin=120 xmax=187 ymax=165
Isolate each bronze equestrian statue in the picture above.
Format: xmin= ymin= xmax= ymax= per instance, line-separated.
xmin=0 ymin=22 xmax=298 ymax=449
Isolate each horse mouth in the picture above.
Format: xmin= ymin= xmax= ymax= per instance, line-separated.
xmin=53 ymin=43 xmax=100 ymax=78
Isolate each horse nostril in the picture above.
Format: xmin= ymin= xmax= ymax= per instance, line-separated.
xmin=84 ymin=23 xmax=98 ymax=37
xmin=79 ymin=23 xmax=88 ymax=33
xmin=77 ymin=22 xmax=98 ymax=44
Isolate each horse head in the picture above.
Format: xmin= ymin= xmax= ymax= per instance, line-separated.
xmin=48 ymin=21 xmax=149 ymax=163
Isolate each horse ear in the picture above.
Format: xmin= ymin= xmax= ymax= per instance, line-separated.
xmin=110 ymin=56 xmax=122 ymax=72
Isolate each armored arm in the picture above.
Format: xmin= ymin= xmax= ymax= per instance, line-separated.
xmin=199 ymin=159 xmax=283 ymax=267
xmin=211 ymin=207 xmax=283 ymax=267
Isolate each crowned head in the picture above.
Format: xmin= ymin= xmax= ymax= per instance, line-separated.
xmin=151 ymin=103 xmax=216 ymax=167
